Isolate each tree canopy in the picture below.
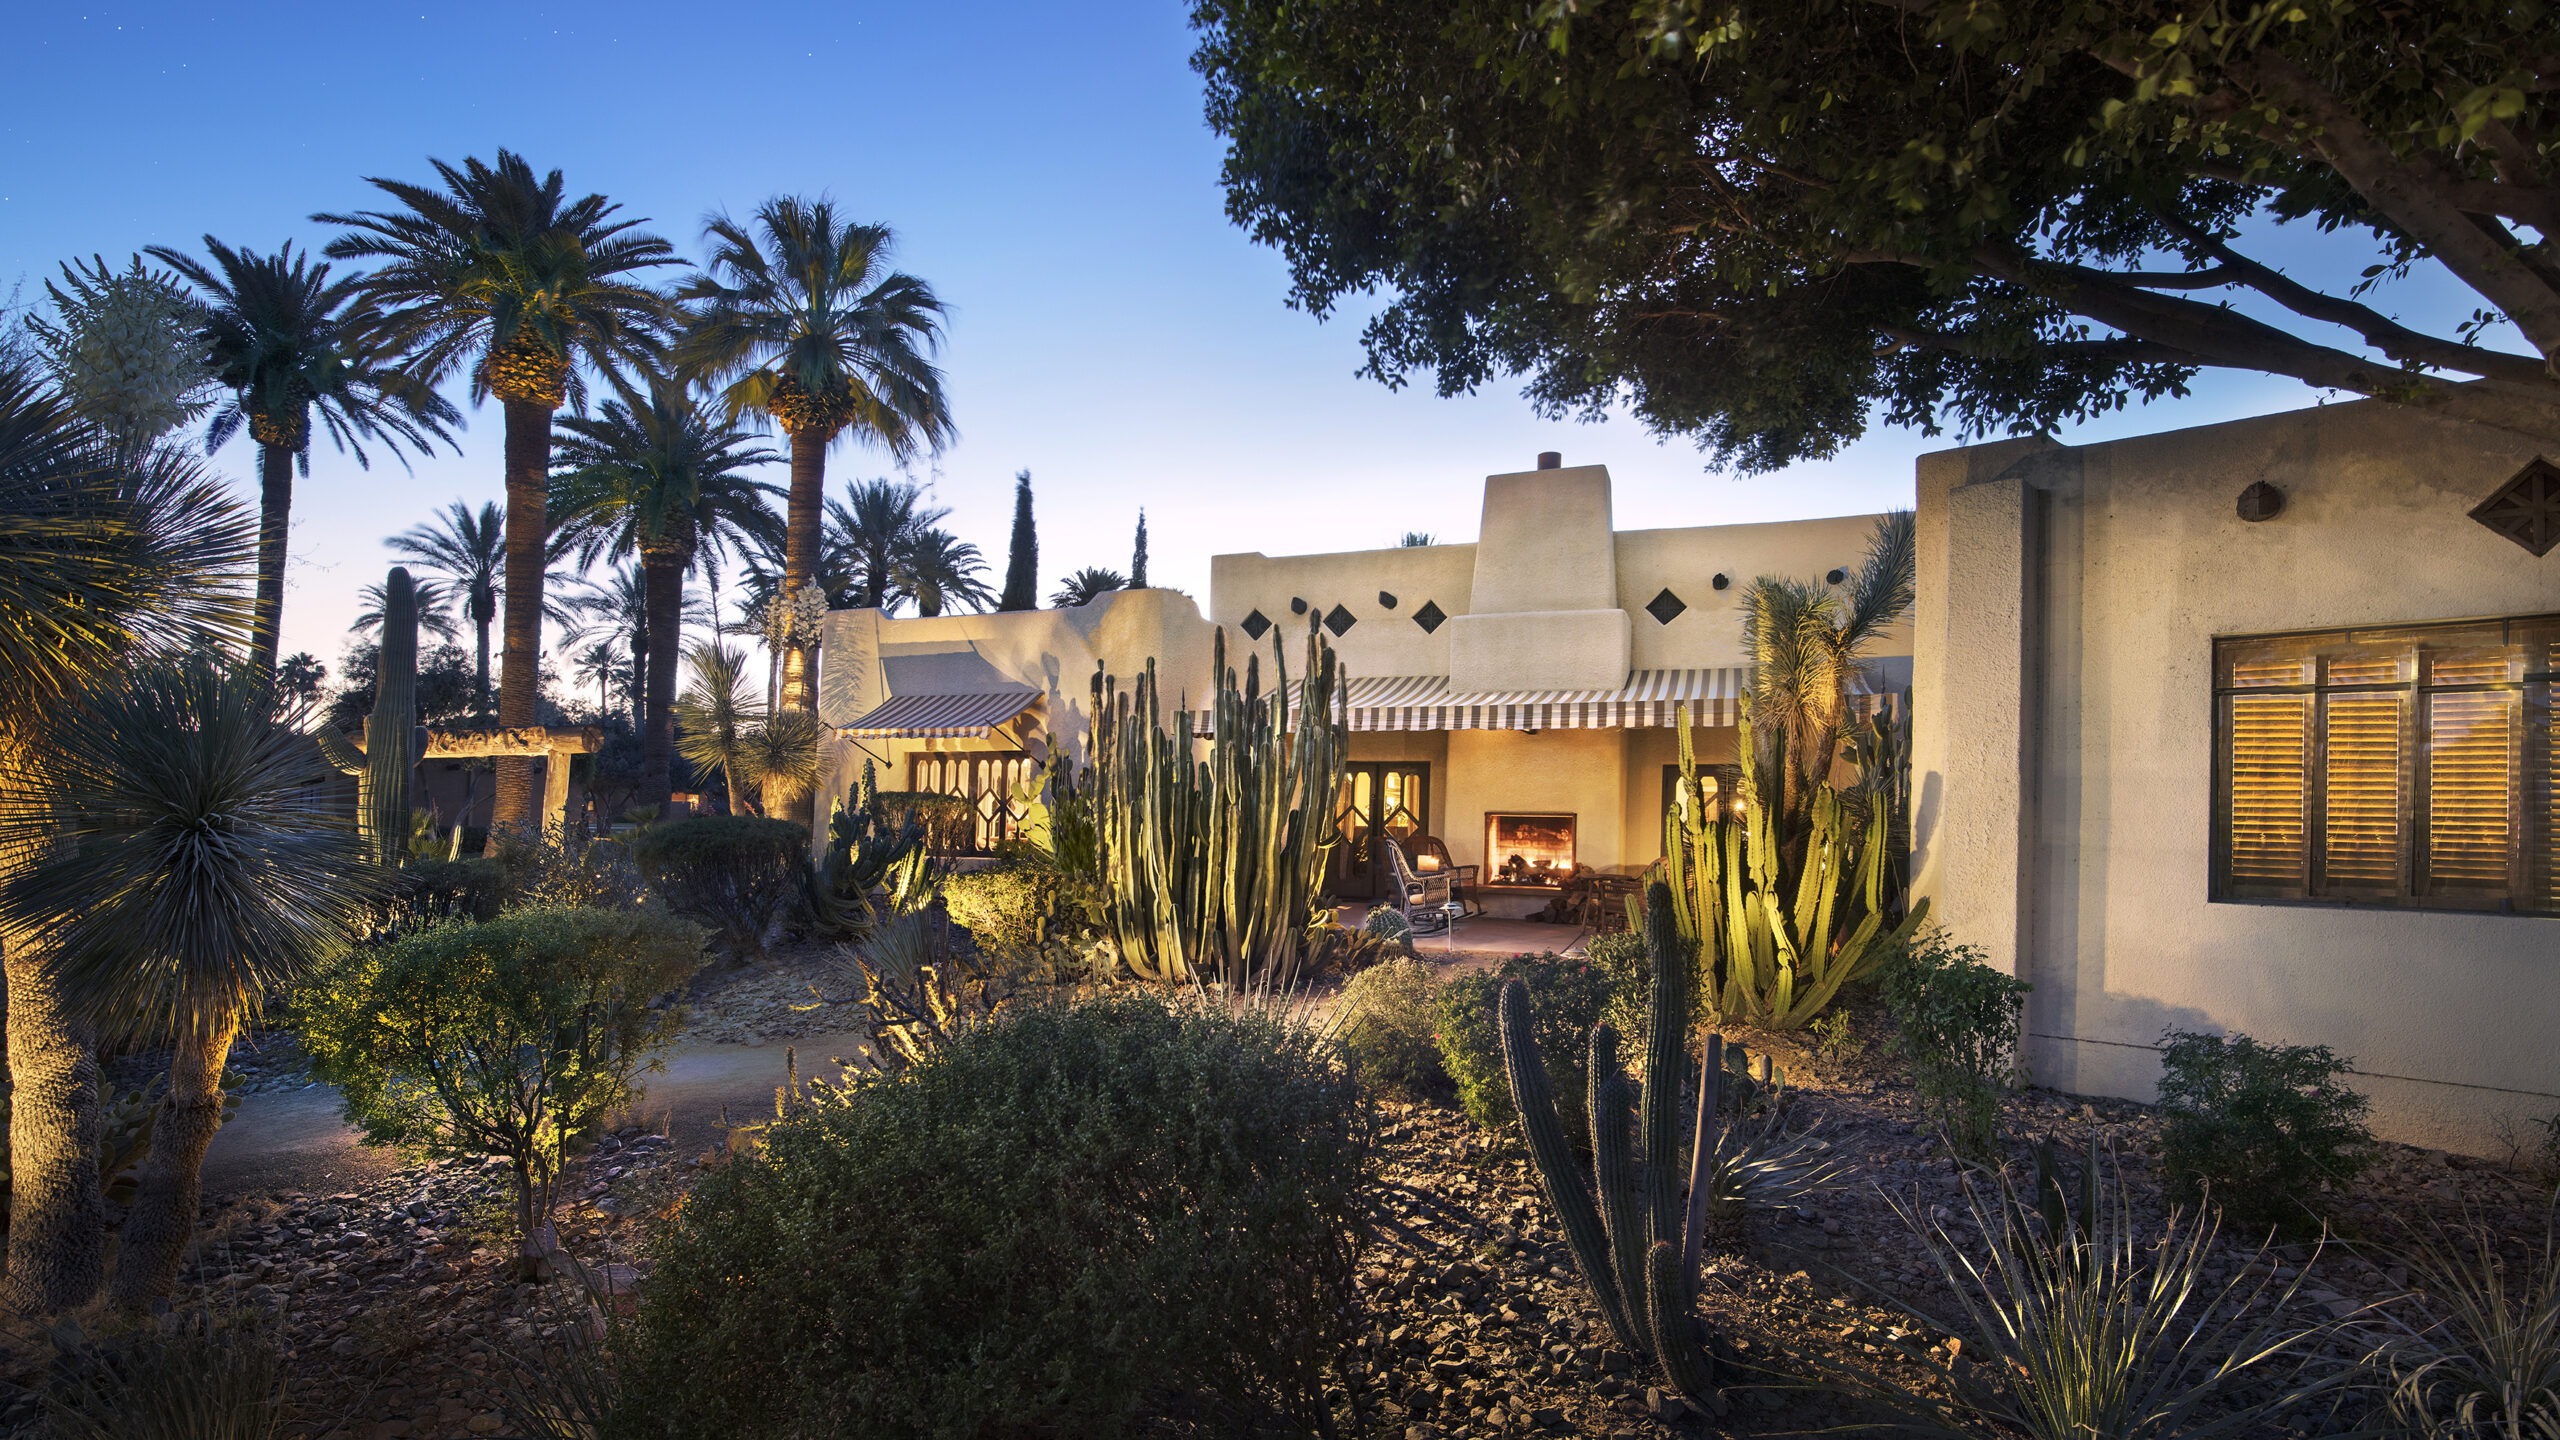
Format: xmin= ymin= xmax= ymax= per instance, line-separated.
xmin=1192 ymin=0 xmax=2560 ymax=469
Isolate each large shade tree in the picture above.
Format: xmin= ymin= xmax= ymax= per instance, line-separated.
xmin=320 ymin=151 xmax=675 ymax=829
xmin=1193 ymin=0 xmax=2560 ymax=469
xmin=0 ymin=357 xmax=252 ymax=1314
xmin=147 ymin=237 xmax=459 ymax=672
xmin=553 ymin=381 xmax=781 ymax=805
xmin=387 ymin=499 xmax=506 ymax=717
xmin=676 ymin=197 xmax=956 ymax=739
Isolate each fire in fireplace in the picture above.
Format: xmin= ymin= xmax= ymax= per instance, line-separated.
xmin=1486 ymin=812 xmax=1577 ymax=887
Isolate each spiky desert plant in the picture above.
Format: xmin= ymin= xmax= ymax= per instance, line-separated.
xmin=673 ymin=640 xmax=759 ymax=813
xmin=40 ymin=1305 xmax=294 ymax=1440
xmin=740 ymin=708 xmax=827 ymax=817
xmin=27 ymin=254 xmax=216 ymax=448
xmin=2379 ymin=1217 xmax=2560 ymax=1439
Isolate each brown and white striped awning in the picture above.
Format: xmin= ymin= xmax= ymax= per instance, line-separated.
xmin=839 ymin=688 xmax=1039 ymax=740
xmin=1343 ymin=669 xmax=1750 ymax=732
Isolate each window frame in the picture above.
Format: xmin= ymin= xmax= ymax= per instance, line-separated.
xmin=2209 ymin=614 xmax=2559 ymax=916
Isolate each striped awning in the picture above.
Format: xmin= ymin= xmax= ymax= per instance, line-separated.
xmin=1345 ymin=668 xmax=1749 ymax=732
xmin=839 ymin=688 xmax=1039 ymax=740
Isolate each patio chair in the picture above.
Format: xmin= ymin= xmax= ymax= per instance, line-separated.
xmin=1382 ymin=838 xmax=1457 ymax=935
xmin=1415 ymin=834 xmax=1482 ymax=916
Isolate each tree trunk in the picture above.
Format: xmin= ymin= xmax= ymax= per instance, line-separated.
xmin=639 ymin=547 xmax=686 ymax=807
xmin=107 ymin=1009 xmax=238 ymax=1309
xmin=2 ymin=931 xmax=103 ymax=1316
xmin=775 ymin=425 xmax=832 ymax=827
xmin=249 ymin=443 xmax=294 ymax=674
xmin=473 ymin=608 xmax=493 ymax=721
xmin=492 ymin=399 xmax=556 ymax=835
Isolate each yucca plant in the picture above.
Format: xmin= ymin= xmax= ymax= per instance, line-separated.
xmin=40 ymin=1305 xmax=293 ymax=1440
xmin=1867 ymin=1149 xmax=2353 ymax=1439
xmin=2378 ymin=1217 xmax=2560 ymax=1439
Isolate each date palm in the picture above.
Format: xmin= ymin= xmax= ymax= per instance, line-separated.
xmin=826 ymin=476 xmax=947 ymax=613
xmin=571 ymin=638 xmax=629 ymax=722
xmin=146 ymin=237 xmax=459 ymax=672
xmin=353 ymin=575 xmax=461 ymax=642
xmin=901 ymin=527 xmax=994 ymax=618
xmin=676 ymin=197 xmax=954 ymax=735
xmin=1738 ymin=510 xmax=1915 ymax=836
xmin=320 ymin=150 xmax=676 ymax=829
xmin=388 ymin=500 xmax=504 ymax=716
xmin=553 ymin=383 xmax=780 ymax=804
xmin=1 ymin=657 xmax=371 ymax=1307
xmin=0 ymin=355 xmax=252 ymax=1314
xmin=1051 ymin=567 xmax=1127 ymax=609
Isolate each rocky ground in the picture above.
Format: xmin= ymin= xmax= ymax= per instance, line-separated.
xmin=670 ymin=938 xmax=869 ymax=1047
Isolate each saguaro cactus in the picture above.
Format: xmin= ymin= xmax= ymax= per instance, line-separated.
xmin=317 ymin=566 xmax=420 ymax=867
xmin=1501 ymin=881 xmax=1723 ymax=1400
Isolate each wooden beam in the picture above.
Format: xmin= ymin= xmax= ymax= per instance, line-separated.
xmin=421 ymin=725 xmax=604 ymax=760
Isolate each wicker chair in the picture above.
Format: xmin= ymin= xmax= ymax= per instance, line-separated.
xmin=1381 ymin=838 xmax=1457 ymax=934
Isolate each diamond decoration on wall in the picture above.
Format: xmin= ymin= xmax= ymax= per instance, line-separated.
xmin=2470 ymin=456 xmax=2560 ymax=557
xmin=1324 ymin=603 xmax=1357 ymax=636
xmin=1239 ymin=609 xmax=1272 ymax=640
xmin=1412 ymin=600 xmax=1446 ymax=634
xmin=1645 ymin=588 xmax=1687 ymax=625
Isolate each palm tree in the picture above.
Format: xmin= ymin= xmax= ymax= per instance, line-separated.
xmin=571 ymin=638 xmax=628 ymax=721
xmin=146 ymin=238 xmax=460 ymax=672
xmin=902 ymin=528 xmax=994 ymax=617
xmin=1738 ymin=510 xmax=1916 ymax=835
xmin=1051 ymin=567 xmax=1127 ymax=609
xmin=0 ymin=355 xmax=252 ymax=1315
xmin=676 ymin=197 xmax=954 ymax=734
xmin=673 ymin=641 xmax=760 ymax=815
xmin=826 ymin=477 xmax=946 ymax=613
xmin=563 ymin=565 xmax=719 ymax=739
xmin=1 ymin=657 xmax=370 ymax=1307
xmin=553 ymin=382 xmax=780 ymax=803
xmin=352 ymin=575 xmax=462 ymax=642
xmin=387 ymin=500 xmax=504 ymax=716
xmin=320 ymin=150 xmax=676 ymax=830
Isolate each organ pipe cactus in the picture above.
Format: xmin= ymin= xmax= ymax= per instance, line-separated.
xmin=1090 ymin=622 xmax=1343 ymax=991
xmin=1500 ymin=881 xmax=1724 ymax=1400
xmin=315 ymin=565 xmax=420 ymax=866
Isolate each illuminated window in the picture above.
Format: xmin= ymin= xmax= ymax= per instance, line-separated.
xmin=2212 ymin=615 xmax=2558 ymax=913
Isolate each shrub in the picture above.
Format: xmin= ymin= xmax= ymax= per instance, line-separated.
xmin=1585 ymin=928 xmax=1653 ymax=1049
xmin=493 ymin=827 xmax=648 ymax=911
xmin=2155 ymin=1029 xmax=2375 ymax=1233
xmin=2378 ymin=1217 xmax=2560 ymax=1437
xmin=41 ymin=1306 xmax=293 ymax=1440
xmin=297 ymin=908 xmax=706 ymax=1268
xmin=1881 ymin=932 xmax=2029 ymax=1156
xmin=611 ymin=993 xmax=1368 ymax=1438
xmin=1434 ymin=953 xmax=1610 ymax=1137
xmin=373 ymin=856 xmax=506 ymax=936
xmin=1334 ymin=956 xmax=1445 ymax=1097
xmin=631 ymin=815 xmax=806 ymax=962
xmin=941 ymin=852 xmax=1097 ymax=970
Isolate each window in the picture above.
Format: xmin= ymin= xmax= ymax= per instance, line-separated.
xmin=906 ymin=751 xmax=1037 ymax=855
xmin=2212 ymin=615 xmax=2559 ymax=913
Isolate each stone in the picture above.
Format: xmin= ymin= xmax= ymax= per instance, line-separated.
xmin=466 ymin=1414 xmax=504 ymax=1435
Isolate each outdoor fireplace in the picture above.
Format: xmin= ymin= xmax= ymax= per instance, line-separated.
xmin=1486 ymin=812 xmax=1577 ymax=887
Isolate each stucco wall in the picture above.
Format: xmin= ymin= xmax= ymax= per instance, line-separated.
xmin=1912 ymin=400 xmax=2560 ymax=1154
xmin=1209 ymin=543 xmax=1477 ymax=682
xmin=1445 ymin=729 xmax=1631 ymax=873
xmin=1616 ymin=515 xmax=1907 ymax=671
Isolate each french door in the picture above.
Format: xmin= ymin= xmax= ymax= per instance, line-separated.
xmin=1328 ymin=762 xmax=1429 ymax=899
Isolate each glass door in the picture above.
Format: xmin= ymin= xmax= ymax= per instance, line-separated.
xmin=1328 ymin=762 xmax=1429 ymax=898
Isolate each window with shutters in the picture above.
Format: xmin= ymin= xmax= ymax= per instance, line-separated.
xmin=2212 ymin=616 xmax=2559 ymax=914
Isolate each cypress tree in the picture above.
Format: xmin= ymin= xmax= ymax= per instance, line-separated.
xmin=998 ymin=469 xmax=1038 ymax=611
xmin=1130 ymin=509 xmax=1149 ymax=589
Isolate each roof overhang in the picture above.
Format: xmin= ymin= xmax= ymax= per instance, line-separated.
xmin=839 ymin=688 xmax=1040 ymax=740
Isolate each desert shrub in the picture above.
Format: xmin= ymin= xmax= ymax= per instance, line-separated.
xmin=610 ymin=992 xmax=1368 ymax=1438
xmin=631 ymin=815 xmax=806 ymax=962
xmin=2155 ymin=1029 xmax=2375 ymax=1233
xmin=1882 ymin=932 xmax=2029 ymax=1156
xmin=373 ymin=856 xmax=506 ymax=936
xmin=2378 ymin=1217 xmax=2560 ymax=1438
xmin=1585 ymin=928 xmax=1653 ymax=1048
xmin=941 ymin=852 xmax=1097 ymax=970
xmin=493 ymin=827 xmax=648 ymax=911
xmin=41 ymin=1306 xmax=293 ymax=1440
xmin=297 ymin=908 xmax=706 ymax=1263
xmin=1334 ymin=955 xmax=1444 ymax=1097
xmin=1434 ymin=953 xmax=1610 ymax=1137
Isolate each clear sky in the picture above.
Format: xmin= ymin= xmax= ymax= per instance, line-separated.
xmin=0 ymin=1 xmax=2496 ymax=678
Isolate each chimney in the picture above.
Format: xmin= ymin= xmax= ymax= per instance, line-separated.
xmin=1536 ymin=451 xmax=1562 ymax=470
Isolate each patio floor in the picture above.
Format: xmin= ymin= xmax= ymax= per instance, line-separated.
xmin=1332 ymin=903 xmax=1591 ymax=971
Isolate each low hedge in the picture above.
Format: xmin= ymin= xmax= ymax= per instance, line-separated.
xmin=1432 ymin=952 xmax=1611 ymax=1139
xmin=630 ymin=815 xmax=807 ymax=962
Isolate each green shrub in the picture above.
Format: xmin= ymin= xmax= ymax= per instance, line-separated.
xmin=611 ymin=992 xmax=1368 ymax=1438
xmin=297 ymin=908 xmax=706 ymax=1262
xmin=941 ymin=853 xmax=1097 ymax=969
xmin=493 ymin=827 xmax=648 ymax=911
xmin=373 ymin=856 xmax=506 ymax=936
xmin=2155 ymin=1029 xmax=2376 ymax=1233
xmin=1434 ymin=953 xmax=1610 ymax=1137
xmin=1334 ymin=956 xmax=1444 ymax=1097
xmin=631 ymin=815 xmax=806 ymax=962
xmin=1881 ymin=932 xmax=2029 ymax=1156
xmin=1585 ymin=929 xmax=1653 ymax=1050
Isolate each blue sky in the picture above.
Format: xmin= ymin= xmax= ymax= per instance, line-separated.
xmin=0 ymin=1 xmax=2494 ymax=675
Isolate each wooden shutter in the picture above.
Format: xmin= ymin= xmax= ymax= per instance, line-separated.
xmin=2423 ymin=690 xmax=2518 ymax=893
xmin=2226 ymin=692 xmax=2309 ymax=891
xmin=2319 ymin=692 xmax=2405 ymax=892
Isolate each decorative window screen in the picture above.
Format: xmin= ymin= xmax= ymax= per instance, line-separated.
xmin=2212 ymin=616 xmax=2559 ymax=913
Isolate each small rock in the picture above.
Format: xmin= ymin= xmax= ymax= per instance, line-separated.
xmin=467 ymin=1415 xmax=504 ymax=1436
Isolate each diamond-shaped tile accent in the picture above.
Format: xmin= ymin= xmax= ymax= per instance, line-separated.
xmin=1412 ymin=600 xmax=1446 ymax=634
xmin=1378 ymin=590 xmax=1398 ymax=610
xmin=1239 ymin=608 xmax=1271 ymax=640
xmin=1645 ymin=588 xmax=1687 ymax=625
xmin=1324 ymin=603 xmax=1357 ymax=636
xmin=2471 ymin=456 xmax=2560 ymax=556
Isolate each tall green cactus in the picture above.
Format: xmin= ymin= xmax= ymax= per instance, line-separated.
xmin=317 ymin=565 xmax=420 ymax=867
xmin=1500 ymin=882 xmax=1724 ymax=1400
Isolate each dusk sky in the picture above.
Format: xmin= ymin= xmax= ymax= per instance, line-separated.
xmin=1 ymin=1 xmax=2498 ymax=677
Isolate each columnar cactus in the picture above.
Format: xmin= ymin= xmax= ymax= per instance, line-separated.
xmin=317 ymin=566 xmax=419 ymax=866
xmin=1500 ymin=880 xmax=1724 ymax=1400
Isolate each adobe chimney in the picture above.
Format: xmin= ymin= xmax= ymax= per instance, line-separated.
xmin=1536 ymin=451 xmax=1562 ymax=470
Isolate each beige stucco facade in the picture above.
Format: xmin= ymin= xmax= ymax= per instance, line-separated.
xmin=1911 ymin=400 xmax=2560 ymax=1155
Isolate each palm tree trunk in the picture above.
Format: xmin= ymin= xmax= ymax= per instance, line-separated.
xmin=107 ymin=1009 xmax=238 ymax=1309
xmin=775 ymin=426 xmax=830 ymax=827
xmin=249 ymin=443 xmax=294 ymax=674
xmin=639 ymin=548 xmax=685 ymax=807
xmin=2 ymin=929 xmax=104 ymax=1316
xmin=492 ymin=399 xmax=555 ymax=834
xmin=473 ymin=603 xmax=494 ymax=721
